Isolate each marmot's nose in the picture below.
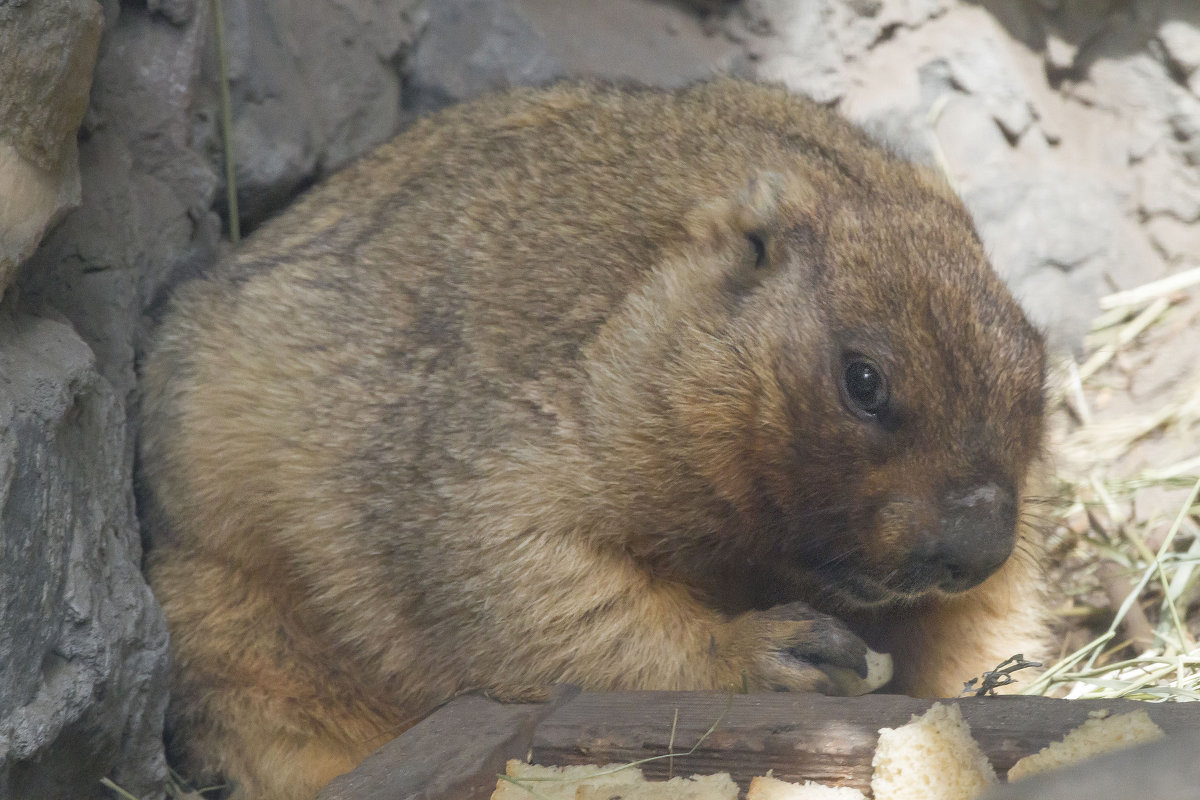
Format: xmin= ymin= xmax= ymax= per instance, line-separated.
xmin=914 ymin=482 xmax=1018 ymax=594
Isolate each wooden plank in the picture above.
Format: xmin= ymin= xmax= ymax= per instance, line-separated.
xmin=322 ymin=690 xmax=1200 ymax=798
xmin=318 ymin=687 xmax=578 ymax=800
xmin=529 ymin=692 xmax=1200 ymax=793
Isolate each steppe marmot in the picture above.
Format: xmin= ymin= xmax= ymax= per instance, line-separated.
xmin=139 ymin=79 xmax=1049 ymax=800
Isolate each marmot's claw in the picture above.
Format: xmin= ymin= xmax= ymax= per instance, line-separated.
xmin=725 ymin=601 xmax=891 ymax=696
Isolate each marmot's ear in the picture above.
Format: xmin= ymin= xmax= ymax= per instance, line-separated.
xmin=683 ymin=170 xmax=824 ymax=287
xmin=684 ymin=171 xmax=786 ymax=249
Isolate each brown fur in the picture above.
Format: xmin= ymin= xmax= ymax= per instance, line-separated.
xmin=139 ymin=80 xmax=1049 ymax=799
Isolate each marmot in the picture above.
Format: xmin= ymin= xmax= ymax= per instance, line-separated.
xmin=139 ymin=79 xmax=1049 ymax=800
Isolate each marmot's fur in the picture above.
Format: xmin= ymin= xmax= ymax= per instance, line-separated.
xmin=139 ymin=80 xmax=1049 ymax=800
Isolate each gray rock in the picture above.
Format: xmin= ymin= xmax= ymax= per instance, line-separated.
xmin=741 ymin=0 xmax=847 ymax=104
xmin=981 ymin=730 xmax=1200 ymax=800
xmin=515 ymin=0 xmax=739 ymax=88
xmin=0 ymin=305 xmax=169 ymax=800
xmin=940 ymin=36 xmax=1035 ymax=141
xmin=407 ymin=0 xmax=565 ymax=114
xmin=0 ymin=0 xmax=103 ymax=294
xmin=212 ymin=0 xmax=412 ymax=223
xmin=0 ymin=0 xmax=103 ymax=172
xmin=210 ymin=0 xmax=418 ymax=227
xmin=1146 ymin=213 xmax=1200 ymax=267
xmin=1157 ymin=0 xmax=1200 ymax=92
xmin=406 ymin=0 xmax=738 ymax=115
xmin=1137 ymin=146 xmax=1200 ymax=223
xmin=1163 ymin=83 xmax=1200 ymax=167
xmin=146 ymin=0 xmax=194 ymax=26
xmin=19 ymin=2 xmax=223 ymax=420
xmin=10 ymin=3 xmax=422 ymax=797
xmin=929 ymin=92 xmax=1017 ymax=174
xmin=964 ymin=169 xmax=1142 ymax=353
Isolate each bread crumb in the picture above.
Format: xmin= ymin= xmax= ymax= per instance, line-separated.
xmin=747 ymin=774 xmax=867 ymax=799
xmin=870 ymin=702 xmax=997 ymax=800
xmin=576 ymin=772 xmax=738 ymax=799
xmin=1007 ymin=709 xmax=1165 ymax=782
xmin=493 ymin=760 xmax=645 ymax=800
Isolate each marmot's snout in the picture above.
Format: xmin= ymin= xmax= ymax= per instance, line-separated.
xmin=905 ymin=481 xmax=1018 ymax=595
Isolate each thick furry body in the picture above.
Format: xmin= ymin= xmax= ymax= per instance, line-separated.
xmin=139 ymin=81 xmax=1049 ymax=799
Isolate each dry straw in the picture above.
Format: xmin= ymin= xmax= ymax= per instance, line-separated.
xmin=1023 ymin=270 xmax=1200 ymax=701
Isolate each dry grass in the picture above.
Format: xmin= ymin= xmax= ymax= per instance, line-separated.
xmin=1022 ymin=268 xmax=1200 ymax=701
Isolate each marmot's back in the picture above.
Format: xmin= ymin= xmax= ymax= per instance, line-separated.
xmin=139 ymin=80 xmax=1049 ymax=800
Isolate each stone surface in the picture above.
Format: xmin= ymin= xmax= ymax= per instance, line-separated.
xmin=406 ymin=0 xmax=564 ymax=113
xmin=981 ymin=730 xmax=1200 ymax=800
xmin=210 ymin=0 xmax=419 ymax=227
xmin=738 ymin=0 xmax=847 ymax=104
xmin=742 ymin=0 xmax=1190 ymax=353
xmin=406 ymin=0 xmax=739 ymax=115
xmin=0 ymin=144 xmax=83 ymax=299
xmin=9 ymin=2 xmax=423 ymax=797
xmin=964 ymin=168 xmax=1151 ymax=352
xmin=0 ymin=0 xmax=103 ymax=295
xmin=516 ymin=0 xmax=738 ymax=87
xmin=19 ymin=1 xmax=223 ymax=426
xmin=0 ymin=305 xmax=169 ymax=800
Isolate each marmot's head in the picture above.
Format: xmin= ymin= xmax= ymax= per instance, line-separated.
xmin=659 ymin=160 xmax=1046 ymax=610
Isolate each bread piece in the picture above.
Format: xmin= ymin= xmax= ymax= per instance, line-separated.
xmin=747 ymin=774 xmax=867 ymax=799
xmin=870 ymin=702 xmax=997 ymax=800
xmin=492 ymin=760 xmax=645 ymax=800
xmin=575 ymin=772 xmax=738 ymax=799
xmin=823 ymin=649 xmax=895 ymax=696
xmin=1006 ymin=709 xmax=1165 ymax=782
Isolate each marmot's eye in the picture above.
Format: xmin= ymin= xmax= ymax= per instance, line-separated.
xmin=844 ymin=358 xmax=888 ymax=416
xmin=745 ymin=232 xmax=767 ymax=268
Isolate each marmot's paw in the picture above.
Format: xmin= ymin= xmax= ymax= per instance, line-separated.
xmin=718 ymin=602 xmax=892 ymax=695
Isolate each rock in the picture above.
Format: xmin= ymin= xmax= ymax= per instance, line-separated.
xmin=1136 ymin=147 xmax=1200 ymax=223
xmin=934 ymin=30 xmax=1035 ymax=141
xmin=146 ymin=0 xmax=194 ymax=26
xmin=1145 ymin=213 xmax=1200 ymax=267
xmin=514 ymin=0 xmax=739 ymax=88
xmin=0 ymin=0 xmax=103 ymax=295
xmin=964 ymin=169 xmax=1146 ymax=353
xmin=22 ymin=0 xmax=420 ymax=420
xmin=405 ymin=0 xmax=740 ymax=114
xmin=1163 ymin=85 xmax=1200 ymax=167
xmin=211 ymin=0 xmax=419 ymax=228
xmin=18 ymin=2 xmax=223 ymax=420
xmin=0 ymin=146 xmax=83 ymax=301
xmin=981 ymin=729 xmax=1200 ymax=800
xmin=406 ymin=0 xmax=565 ymax=114
xmin=929 ymin=91 xmax=1020 ymax=181
xmin=1157 ymin=1 xmax=1200 ymax=92
xmin=0 ymin=0 xmax=103 ymax=174
xmin=11 ymin=3 xmax=424 ymax=797
xmin=1044 ymin=31 xmax=1080 ymax=72
xmin=0 ymin=305 xmax=169 ymax=800
xmin=740 ymin=0 xmax=847 ymax=104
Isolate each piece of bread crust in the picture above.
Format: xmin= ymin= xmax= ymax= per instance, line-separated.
xmin=493 ymin=760 xmax=645 ymax=800
xmin=1006 ymin=709 xmax=1165 ymax=782
xmin=747 ymin=774 xmax=866 ymax=799
xmin=870 ymin=702 xmax=997 ymax=800
xmin=575 ymin=772 xmax=738 ymax=799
